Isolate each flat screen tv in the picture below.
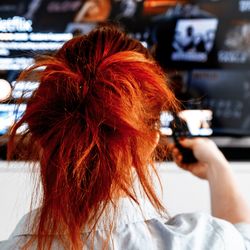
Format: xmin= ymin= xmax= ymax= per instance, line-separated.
xmin=0 ymin=0 xmax=250 ymax=160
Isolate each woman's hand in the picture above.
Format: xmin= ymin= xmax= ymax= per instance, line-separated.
xmin=171 ymin=138 xmax=229 ymax=180
xmin=171 ymin=137 xmax=250 ymax=224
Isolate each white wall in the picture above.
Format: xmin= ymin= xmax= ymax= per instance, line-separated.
xmin=0 ymin=161 xmax=250 ymax=241
xmin=0 ymin=162 xmax=40 ymax=241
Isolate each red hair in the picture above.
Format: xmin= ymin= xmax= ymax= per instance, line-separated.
xmin=9 ymin=25 xmax=179 ymax=249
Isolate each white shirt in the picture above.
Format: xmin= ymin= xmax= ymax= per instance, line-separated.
xmin=1 ymin=196 xmax=250 ymax=249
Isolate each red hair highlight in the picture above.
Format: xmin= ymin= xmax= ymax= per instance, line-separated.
xmin=8 ymin=25 xmax=179 ymax=249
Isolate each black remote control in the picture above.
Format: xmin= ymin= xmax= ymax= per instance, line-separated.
xmin=170 ymin=115 xmax=198 ymax=164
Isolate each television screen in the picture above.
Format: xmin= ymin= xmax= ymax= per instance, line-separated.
xmin=0 ymin=0 xmax=250 ymax=142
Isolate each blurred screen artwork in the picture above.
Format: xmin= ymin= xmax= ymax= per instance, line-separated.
xmin=11 ymin=81 xmax=39 ymax=99
xmin=0 ymin=104 xmax=26 ymax=135
xmin=178 ymin=109 xmax=213 ymax=136
xmin=218 ymin=20 xmax=250 ymax=64
xmin=160 ymin=109 xmax=213 ymax=137
xmin=171 ymin=18 xmax=218 ymax=62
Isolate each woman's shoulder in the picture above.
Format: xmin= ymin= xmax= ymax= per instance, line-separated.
xmin=9 ymin=209 xmax=39 ymax=238
xmin=0 ymin=209 xmax=39 ymax=250
xmin=1 ymin=209 xmax=250 ymax=250
xmin=161 ymin=212 xmax=250 ymax=249
xmin=0 ymin=237 xmax=27 ymax=250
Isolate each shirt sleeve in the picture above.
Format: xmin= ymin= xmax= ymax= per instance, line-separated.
xmin=234 ymin=223 xmax=250 ymax=247
xmin=212 ymin=217 xmax=250 ymax=250
xmin=165 ymin=213 xmax=250 ymax=250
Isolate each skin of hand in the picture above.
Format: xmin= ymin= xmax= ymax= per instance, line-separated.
xmin=171 ymin=138 xmax=229 ymax=180
xmin=171 ymin=137 xmax=250 ymax=224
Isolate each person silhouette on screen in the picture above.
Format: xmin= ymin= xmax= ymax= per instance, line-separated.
xmin=173 ymin=25 xmax=206 ymax=53
xmin=173 ymin=25 xmax=196 ymax=52
xmin=183 ymin=26 xmax=196 ymax=51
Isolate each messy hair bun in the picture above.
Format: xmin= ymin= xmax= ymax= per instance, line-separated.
xmin=9 ymin=24 xmax=178 ymax=249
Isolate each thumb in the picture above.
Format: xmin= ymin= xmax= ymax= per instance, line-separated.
xmin=179 ymin=138 xmax=195 ymax=149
